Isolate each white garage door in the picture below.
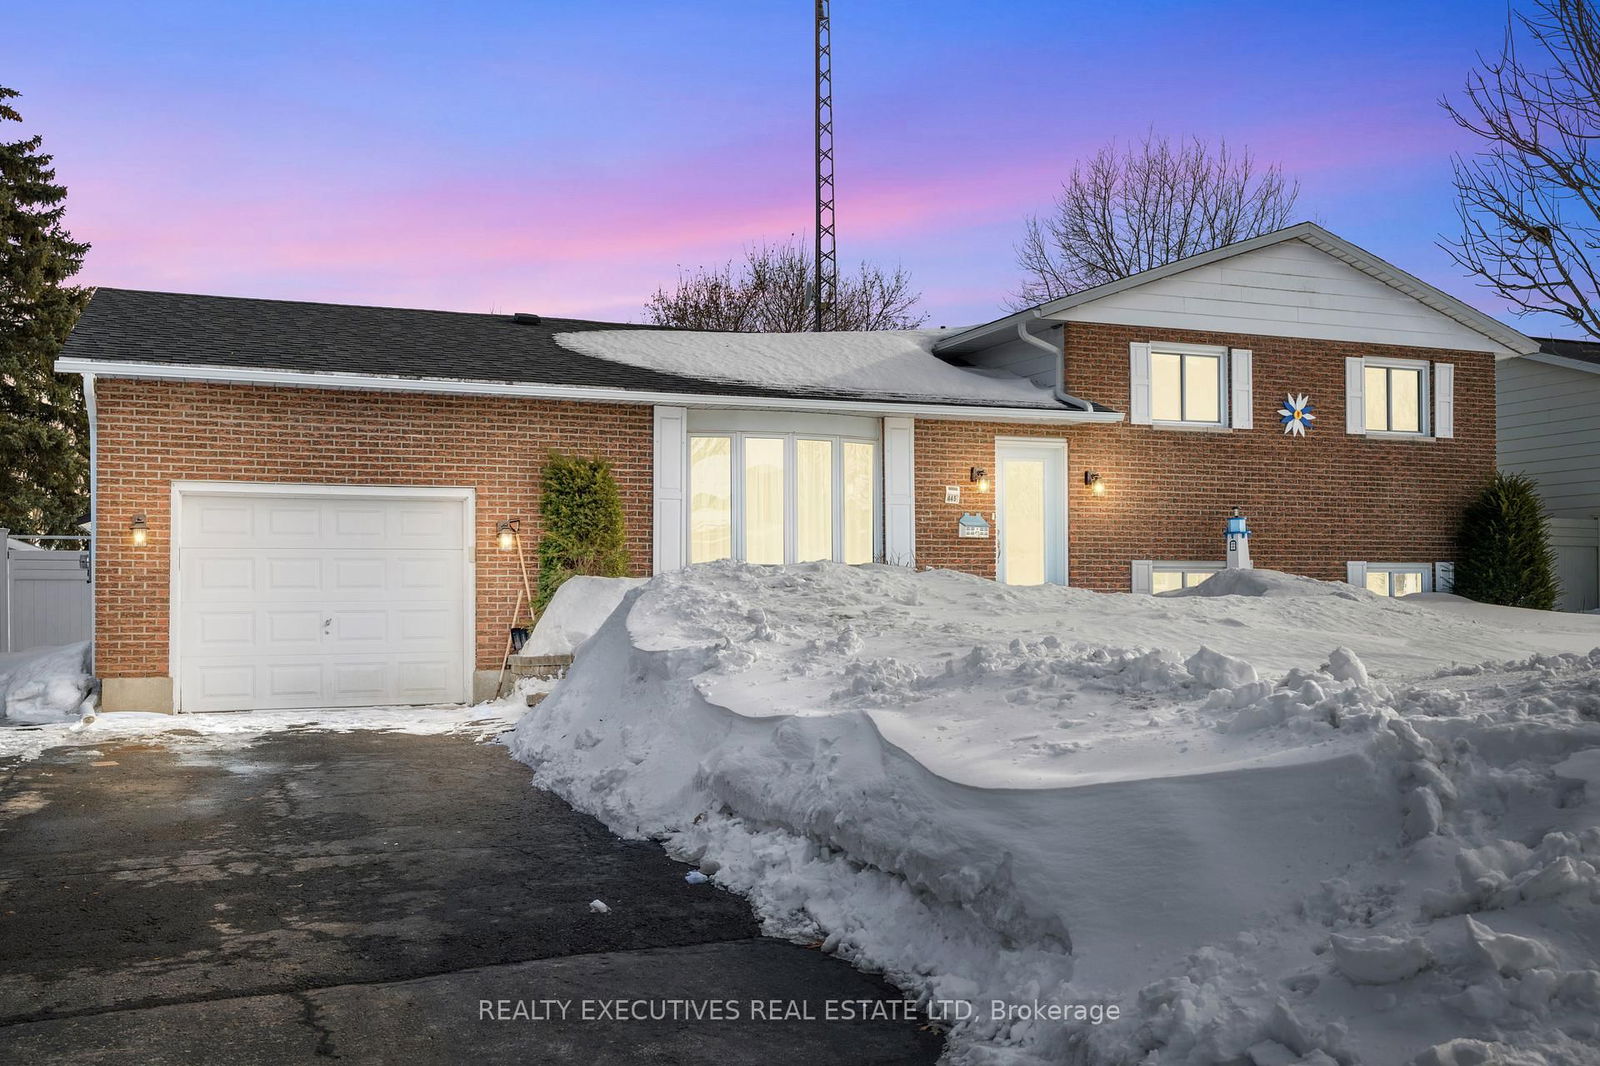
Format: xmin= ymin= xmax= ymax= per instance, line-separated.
xmin=177 ymin=489 xmax=471 ymax=712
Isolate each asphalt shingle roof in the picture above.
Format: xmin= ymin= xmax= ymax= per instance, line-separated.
xmin=60 ymin=288 xmax=1092 ymax=410
xmin=1536 ymin=336 xmax=1600 ymax=367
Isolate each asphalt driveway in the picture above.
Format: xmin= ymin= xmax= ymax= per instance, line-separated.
xmin=0 ymin=724 xmax=943 ymax=1064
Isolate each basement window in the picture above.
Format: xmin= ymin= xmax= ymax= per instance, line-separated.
xmin=1133 ymin=560 xmax=1223 ymax=593
xmin=1151 ymin=563 xmax=1223 ymax=593
xmin=1363 ymin=564 xmax=1431 ymax=597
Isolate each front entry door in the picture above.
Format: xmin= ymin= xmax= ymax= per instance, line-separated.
xmin=996 ymin=440 xmax=1066 ymax=586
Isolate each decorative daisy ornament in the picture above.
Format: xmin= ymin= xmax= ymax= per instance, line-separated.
xmin=1279 ymin=393 xmax=1315 ymax=436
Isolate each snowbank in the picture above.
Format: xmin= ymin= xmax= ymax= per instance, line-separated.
xmin=510 ymin=563 xmax=1600 ymax=1065
xmin=555 ymin=327 xmax=1056 ymax=406
xmin=521 ymin=575 xmax=646 ymax=657
xmin=0 ymin=642 xmax=93 ymax=725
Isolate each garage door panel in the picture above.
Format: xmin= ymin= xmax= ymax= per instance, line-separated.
xmin=265 ymin=503 xmax=323 ymax=541
xmin=396 ymin=554 xmax=456 ymax=591
xmin=328 ymin=661 xmax=391 ymax=702
xmin=178 ymin=490 xmax=469 ymax=712
xmin=328 ymin=555 xmax=387 ymax=591
xmin=264 ymin=661 xmax=324 ymax=700
xmin=264 ymin=609 xmax=325 ymax=649
xmin=395 ymin=658 xmax=461 ymax=702
xmin=185 ymin=498 xmax=255 ymax=545
xmin=191 ymin=555 xmax=257 ymax=598
xmin=333 ymin=610 xmax=389 ymax=644
xmin=391 ymin=606 xmax=456 ymax=644
xmin=266 ymin=555 xmax=323 ymax=591
xmin=192 ymin=610 xmax=256 ymax=649
xmin=185 ymin=663 xmax=257 ymax=704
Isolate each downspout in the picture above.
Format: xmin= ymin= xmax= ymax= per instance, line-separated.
xmin=1015 ymin=314 xmax=1093 ymax=411
xmin=82 ymin=371 xmax=97 ymax=674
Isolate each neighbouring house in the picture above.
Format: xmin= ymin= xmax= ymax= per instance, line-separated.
xmin=1497 ymin=337 xmax=1600 ymax=611
xmin=57 ymin=222 xmax=1536 ymax=713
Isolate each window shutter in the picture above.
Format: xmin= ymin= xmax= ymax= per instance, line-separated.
xmin=1131 ymin=560 xmax=1153 ymax=594
xmin=1346 ymin=561 xmax=1367 ymax=588
xmin=1434 ymin=362 xmax=1455 ymax=439
xmin=1345 ymin=357 xmax=1366 ymax=435
xmin=1434 ymin=561 xmax=1455 ymax=593
xmin=883 ymin=416 xmax=916 ymax=567
xmin=1229 ymin=348 xmax=1253 ymax=429
xmin=652 ymin=406 xmax=688 ymax=574
xmin=1129 ymin=342 xmax=1152 ymax=425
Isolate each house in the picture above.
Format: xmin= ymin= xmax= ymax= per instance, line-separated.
xmin=56 ymin=222 xmax=1537 ymax=714
xmin=1497 ymin=337 xmax=1600 ymax=610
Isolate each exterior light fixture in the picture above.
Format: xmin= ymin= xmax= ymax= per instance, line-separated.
xmin=496 ymin=518 xmax=520 ymax=551
xmin=130 ymin=514 xmax=149 ymax=547
xmin=969 ymin=467 xmax=990 ymax=493
xmin=1084 ymin=471 xmax=1105 ymax=495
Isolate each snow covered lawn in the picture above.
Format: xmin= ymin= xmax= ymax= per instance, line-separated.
xmin=509 ymin=563 xmax=1600 ymax=1066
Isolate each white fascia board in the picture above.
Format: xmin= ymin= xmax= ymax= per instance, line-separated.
xmin=1523 ymin=351 xmax=1600 ymax=376
xmin=56 ymin=358 xmax=1125 ymax=425
xmin=935 ymin=222 xmax=1540 ymax=359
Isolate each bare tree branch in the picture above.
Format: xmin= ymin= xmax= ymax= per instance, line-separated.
xmin=1443 ymin=0 xmax=1600 ymax=337
xmin=1011 ymin=133 xmax=1300 ymax=308
xmin=644 ymin=239 xmax=925 ymax=332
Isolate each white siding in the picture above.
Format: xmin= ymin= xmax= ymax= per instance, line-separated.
xmin=1498 ymin=358 xmax=1600 ymax=518
xmin=1053 ymin=240 xmax=1512 ymax=354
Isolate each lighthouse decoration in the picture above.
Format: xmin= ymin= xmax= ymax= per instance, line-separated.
xmin=1225 ymin=506 xmax=1253 ymax=570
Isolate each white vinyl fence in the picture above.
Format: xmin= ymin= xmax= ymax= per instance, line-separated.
xmin=1551 ymin=517 xmax=1600 ymax=613
xmin=1 ymin=529 xmax=93 ymax=653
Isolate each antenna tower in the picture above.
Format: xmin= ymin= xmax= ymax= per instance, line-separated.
xmin=814 ymin=0 xmax=837 ymax=332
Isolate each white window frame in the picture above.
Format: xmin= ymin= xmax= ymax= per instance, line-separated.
xmin=686 ymin=429 xmax=882 ymax=566
xmin=1133 ymin=560 xmax=1224 ymax=593
xmin=1361 ymin=356 xmax=1430 ymax=437
xmin=1148 ymin=341 xmax=1230 ymax=428
xmin=1355 ymin=562 xmax=1434 ymax=597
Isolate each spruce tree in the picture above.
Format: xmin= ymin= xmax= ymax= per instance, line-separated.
xmin=1 ymin=85 xmax=90 ymax=537
xmin=1453 ymin=472 xmax=1560 ymax=610
xmin=535 ymin=451 xmax=629 ymax=613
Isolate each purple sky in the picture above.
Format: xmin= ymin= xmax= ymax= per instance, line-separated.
xmin=3 ymin=0 xmax=1554 ymax=332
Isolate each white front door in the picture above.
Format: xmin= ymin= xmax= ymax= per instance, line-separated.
xmin=176 ymin=487 xmax=471 ymax=712
xmin=996 ymin=440 xmax=1067 ymax=586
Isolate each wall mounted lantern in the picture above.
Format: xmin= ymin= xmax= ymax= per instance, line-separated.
xmin=496 ymin=518 xmax=521 ymax=551
xmin=1084 ymin=471 xmax=1105 ymax=495
xmin=969 ymin=467 xmax=990 ymax=493
xmin=130 ymin=514 xmax=149 ymax=547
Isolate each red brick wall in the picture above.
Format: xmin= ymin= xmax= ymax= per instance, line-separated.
xmin=93 ymin=380 xmax=654 ymax=678
xmin=914 ymin=322 xmax=1497 ymax=590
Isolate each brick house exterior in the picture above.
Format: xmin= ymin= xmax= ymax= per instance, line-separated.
xmin=59 ymin=223 xmax=1537 ymax=713
xmin=913 ymin=326 xmax=1497 ymax=587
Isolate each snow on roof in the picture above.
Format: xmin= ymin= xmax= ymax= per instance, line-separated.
xmin=553 ymin=327 xmax=1061 ymax=406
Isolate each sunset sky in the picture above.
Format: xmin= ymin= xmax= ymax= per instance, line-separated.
xmin=5 ymin=0 xmax=1544 ymax=331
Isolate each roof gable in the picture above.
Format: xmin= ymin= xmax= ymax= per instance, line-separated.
xmin=937 ymin=222 xmax=1538 ymax=359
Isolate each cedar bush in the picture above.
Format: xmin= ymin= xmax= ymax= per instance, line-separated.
xmin=535 ymin=451 xmax=628 ymax=613
xmin=1452 ymin=471 xmax=1559 ymax=610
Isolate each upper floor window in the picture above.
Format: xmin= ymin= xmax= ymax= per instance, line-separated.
xmin=1131 ymin=341 xmax=1252 ymax=429
xmin=1150 ymin=348 xmax=1225 ymax=425
xmin=1363 ymin=358 xmax=1427 ymax=434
